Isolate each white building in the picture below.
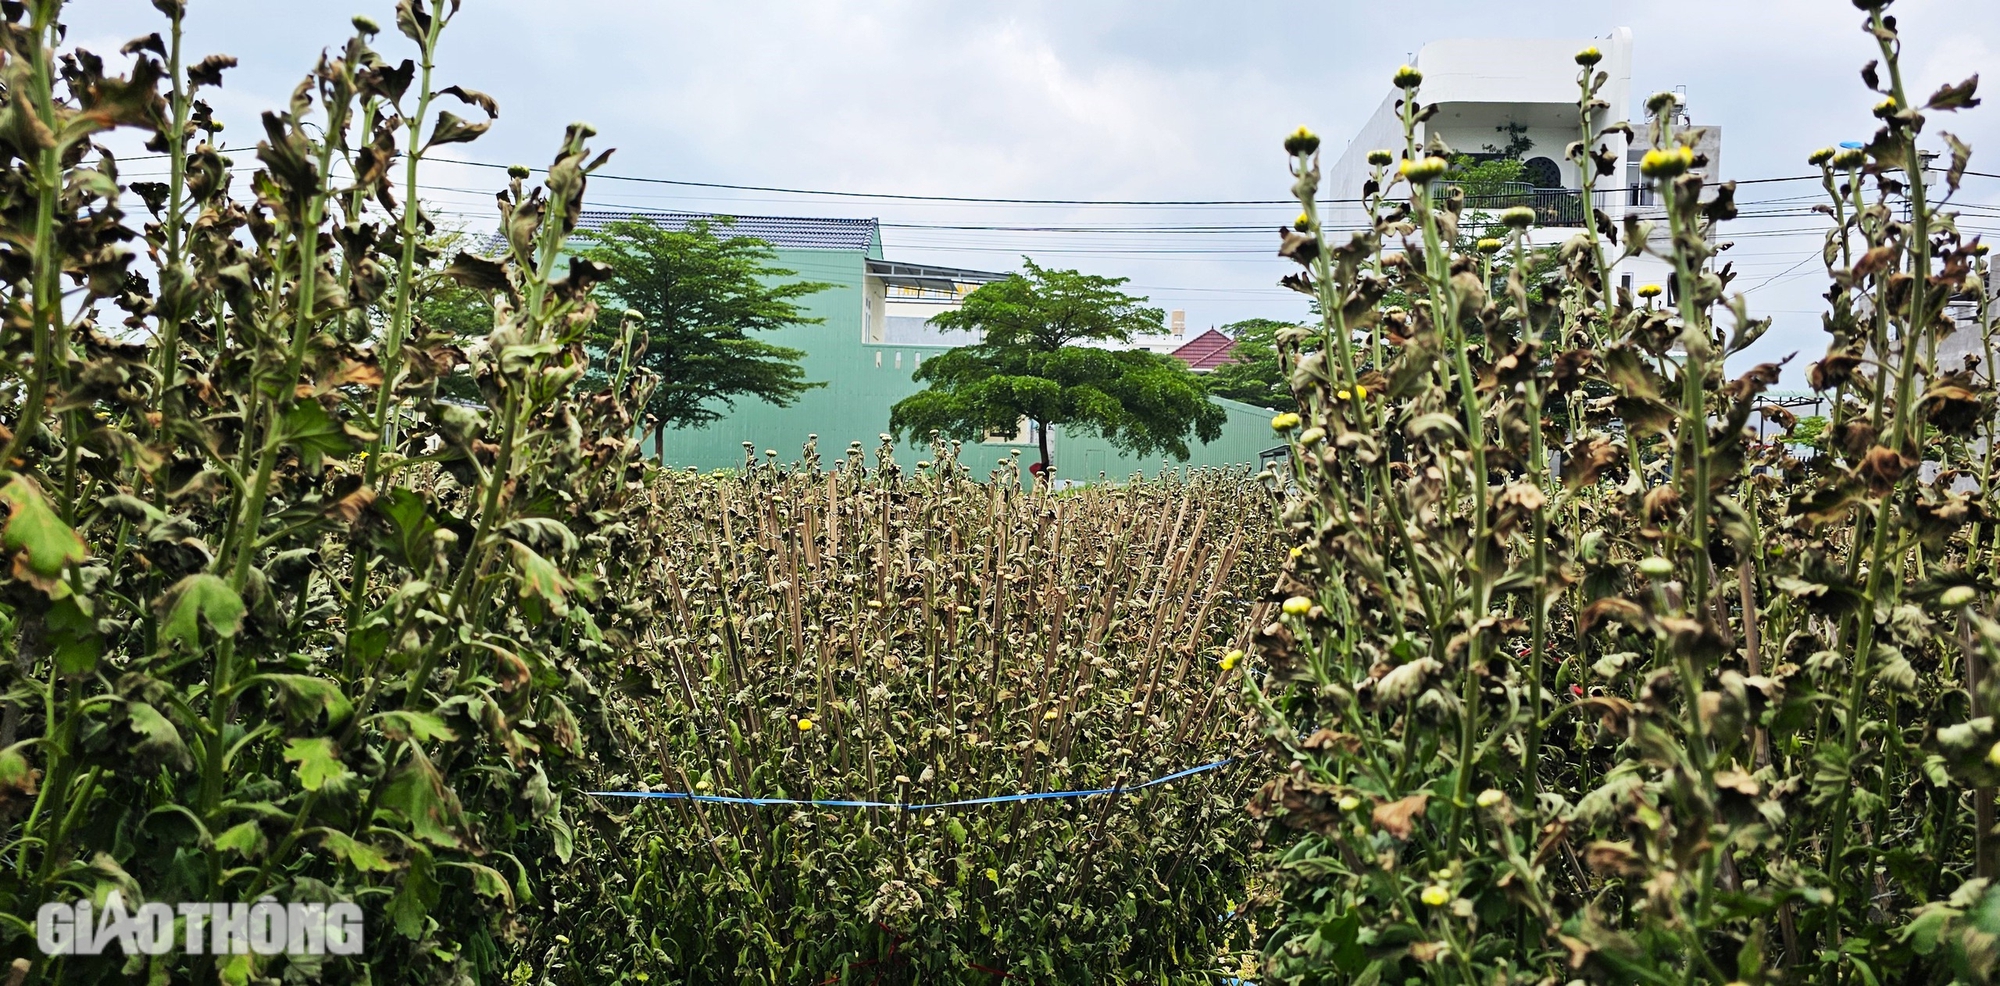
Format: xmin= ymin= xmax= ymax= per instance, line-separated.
xmin=1328 ymin=27 xmax=1719 ymax=300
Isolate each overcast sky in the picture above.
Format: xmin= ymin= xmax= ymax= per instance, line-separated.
xmin=77 ymin=0 xmax=2000 ymax=380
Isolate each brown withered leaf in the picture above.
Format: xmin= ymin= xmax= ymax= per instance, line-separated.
xmin=1584 ymin=840 xmax=1648 ymax=877
xmin=1719 ymin=362 xmax=1782 ymax=401
xmin=326 ymin=484 xmax=376 ymax=526
xmin=1497 ymin=482 xmax=1547 ymax=513
xmin=1277 ymin=228 xmax=1319 ymax=268
xmin=187 ymin=54 xmax=237 ymax=89
xmin=1563 ymin=435 xmax=1623 ymax=490
xmin=1551 ymin=348 xmax=1595 ymax=394
xmin=1372 ymin=792 xmax=1430 ymax=840
xmin=1579 ymin=597 xmax=1647 ymax=636
xmin=1836 ymin=419 xmax=1878 ymax=458
xmin=1919 ymin=381 xmax=1987 ymax=436
xmin=1858 ymin=445 xmax=1916 ymax=494
xmin=1299 ymin=729 xmax=1362 ymax=754
xmin=1927 ymin=74 xmax=1981 ymax=111
xmin=1808 ymin=352 xmax=1863 ymax=390
xmin=1713 ymin=766 xmax=1760 ymax=798
xmin=444 ymin=251 xmax=509 ymax=291
xmin=1245 ymin=769 xmax=1342 ymax=835
xmin=1558 ymin=935 xmax=1594 ymax=970
xmin=1408 ymin=942 xmax=1449 ymax=963
xmin=1852 ymin=245 xmax=1897 ymax=280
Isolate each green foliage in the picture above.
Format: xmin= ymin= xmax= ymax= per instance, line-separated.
xmin=0 ymin=2 xmax=659 ymax=982
xmin=1203 ymin=319 xmax=1297 ymax=410
xmin=890 ymin=259 xmax=1225 ymax=473
xmin=1251 ymin=6 xmax=1998 ymax=984
xmin=580 ymin=217 xmax=833 ymax=452
xmin=1793 ymin=413 xmax=1830 ymax=450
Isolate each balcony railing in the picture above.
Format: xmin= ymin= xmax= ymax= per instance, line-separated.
xmin=1427 ymin=182 xmax=1658 ymax=228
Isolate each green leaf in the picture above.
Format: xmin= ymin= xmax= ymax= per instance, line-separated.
xmin=217 ymin=954 xmax=251 ymax=986
xmin=509 ymin=539 xmax=572 ymax=618
xmin=0 ymin=745 xmax=41 ymax=799
xmin=313 ymin=828 xmax=395 ymax=873
xmin=547 ymin=815 xmax=573 ymax=865
xmin=0 ymin=476 xmax=85 ymax=578
xmin=389 ymin=844 xmax=439 ymax=939
xmin=245 ymin=674 xmax=353 ymax=728
xmin=47 ymin=595 xmax=100 ymax=675
xmin=379 ymin=745 xmax=466 ymax=848
xmin=1901 ymin=903 xmax=1960 ymax=956
xmin=155 ymin=573 xmax=245 ymax=650
xmin=282 ymin=736 xmax=349 ymax=792
xmin=372 ymin=710 xmax=457 ymax=744
xmin=122 ymin=701 xmax=192 ymax=771
xmin=213 ymin=819 xmax=267 ymax=860
xmin=278 ymin=399 xmax=369 ymax=472
xmin=446 ymin=860 xmax=516 ymax=909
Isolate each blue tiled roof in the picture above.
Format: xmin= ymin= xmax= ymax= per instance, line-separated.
xmin=572 ymin=209 xmax=878 ymax=251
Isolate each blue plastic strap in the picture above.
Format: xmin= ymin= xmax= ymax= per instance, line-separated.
xmin=586 ymin=757 xmax=1234 ymax=811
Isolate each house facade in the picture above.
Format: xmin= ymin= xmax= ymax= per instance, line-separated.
xmin=580 ymin=210 xmax=1278 ymax=477
xmin=1328 ymin=28 xmax=1719 ymax=300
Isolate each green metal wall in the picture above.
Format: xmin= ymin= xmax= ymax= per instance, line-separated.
xmin=647 ymin=243 xmax=1279 ymax=479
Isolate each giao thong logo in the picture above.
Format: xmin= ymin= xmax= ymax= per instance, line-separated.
xmin=36 ymin=893 xmax=364 ymax=956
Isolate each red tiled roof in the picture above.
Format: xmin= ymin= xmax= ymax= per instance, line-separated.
xmin=1169 ymin=328 xmax=1239 ymax=371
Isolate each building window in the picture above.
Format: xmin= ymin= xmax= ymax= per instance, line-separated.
xmin=1524 ymin=156 xmax=1563 ymax=189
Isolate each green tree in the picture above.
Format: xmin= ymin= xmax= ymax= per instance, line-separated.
xmin=581 ymin=217 xmax=833 ymax=457
xmin=890 ymin=259 xmax=1225 ymax=474
xmin=1203 ymin=317 xmax=1297 ymax=410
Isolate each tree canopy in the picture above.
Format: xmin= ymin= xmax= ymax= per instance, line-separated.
xmin=889 ymin=259 xmax=1225 ymax=473
xmin=1202 ymin=318 xmax=1297 ymax=410
xmin=581 ymin=217 xmax=832 ymax=455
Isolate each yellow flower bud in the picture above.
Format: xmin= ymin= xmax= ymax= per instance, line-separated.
xmin=1337 ymin=794 xmax=1361 ymax=811
xmin=1281 ymin=596 xmax=1313 ymax=617
xmin=1833 ymin=147 xmax=1866 ymax=170
xmin=1636 ymin=283 xmax=1663 ymax=299
xmin=1575 ymin=46 xmax=1602 ymax=66
xmin=1298 ymin=426 xmax=1325 ymax=448
xmin=1420 ymin=885 xmax=1452 ymax=907
xmin=1284 ymin=126 xmax=1321 ymax=156
xmin=1271 ymin=412 xmax=1302 ymax=432
xmin=1639 ymin=146 xmax=1694 ymax=179
xmin=1353 ymin=384 xmax=1368 ymax=400
xmin=1336 ymin=389 xmax=1351 ymax=402
xmin=1367 ymin=149 xmax=1395 ymax=167
xmin=1638 ymin=556 xmax=1675 ymax=577
xmin=1219 ymin=649 xmax=1243 ymax=672
xmin=1393 ymin=64 xmax=1424 ymax=90
xmin=796 ymin=718 xmax=814 ymax=732
xmin=1293 ymin=212 xmax=1312 ymax=231
xmin=1942 ymin=585 xmax=1978 ymax=608
xmin=1476 ymin=788 xmax=1505 ymax=808
xmin=1807 ymin=147 xmax=1836 ymax=167
xmin=1500 ymin=205 xmax=1537 ymax=229
xmin=1476 ymin=237 xmax=1503 ymax=254
xmin=1988 ymin=741 xmax=2000 ymax=768
xmin=1399 ymin=156 xmax=1448 ymax=184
